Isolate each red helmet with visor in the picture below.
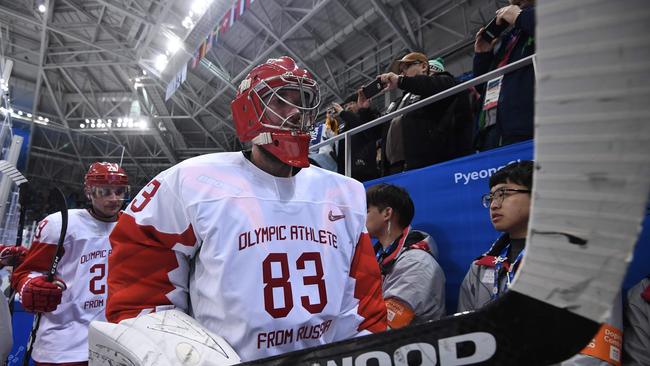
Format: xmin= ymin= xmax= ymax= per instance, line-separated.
xmin=231 ymin=56 xmax=321 ymax=167
xmin=84 ymin=162 xmax=130 ymax=200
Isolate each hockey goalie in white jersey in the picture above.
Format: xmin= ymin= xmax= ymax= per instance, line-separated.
xmin=100 ymin=56 xmax=387 ymax=363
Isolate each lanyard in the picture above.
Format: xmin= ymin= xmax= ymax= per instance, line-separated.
xmin=497 ymin=31 xmax=521 ymax=68
xmin=491 ymin=245 xmax=526 ymax=299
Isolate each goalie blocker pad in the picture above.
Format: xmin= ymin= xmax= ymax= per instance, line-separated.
xmin=88 ymin=310 xmax=241 ymax=366
xmin=240 ymin=291 xmax=599 ymax=366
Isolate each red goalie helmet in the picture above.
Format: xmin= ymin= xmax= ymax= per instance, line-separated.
xmin=231 ymin=56 xmax=321 ymax=167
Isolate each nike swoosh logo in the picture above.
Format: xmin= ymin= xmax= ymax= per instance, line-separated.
xmin=328 ymin=210 xmax=345 ymax=221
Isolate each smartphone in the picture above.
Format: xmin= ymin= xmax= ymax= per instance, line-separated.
xmin=361 ymin=79 xmax=386 ymax=99
xmin=481 ymin=17 xmax=509 ymax=43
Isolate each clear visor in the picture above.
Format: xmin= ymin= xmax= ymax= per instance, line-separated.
xmin=253 ymin=74 xmax=321 ymax=132
xmin=89 ymin=185 xmax=130 ymax=200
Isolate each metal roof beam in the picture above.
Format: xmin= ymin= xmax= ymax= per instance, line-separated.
xmin=0 ymin=4 xmax=134 ymax=61
xmin=93 ymin=0 xmax=155 ymax=26
xmin=41 ymin=70 xmax=87 ymax=168
xmin=58 ymin=67 xmax=151 ymax=179
xmin=369 ymin=0 xmax=417 ymax=51
xmin=25 ymin=0 xmax=53 ymax=172
xmin=195 ymin=0 xmax=334 ymax=118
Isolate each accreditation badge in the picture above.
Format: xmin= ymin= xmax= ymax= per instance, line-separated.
xmin=578 ymin=323 xmax=622 ymax=366
xmin=481 ymin=269 xmax=495 ymax=284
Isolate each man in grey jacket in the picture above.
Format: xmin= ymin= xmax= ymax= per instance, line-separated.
xmin=458 ymin=160 xmax=623 ymax=366
xmin=366 ymin=183 xmax=445 ymax=329
xmin=623 ymin=276 xmax=650 ymax=366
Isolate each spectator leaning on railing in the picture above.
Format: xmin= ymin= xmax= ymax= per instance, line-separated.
xmin=332 ymin=91 xmax=381 ymax=181
xmin=473 ymin=0 xmax=536 ymax=151
xmin=378 ymin=52 xmax=473 ymax=175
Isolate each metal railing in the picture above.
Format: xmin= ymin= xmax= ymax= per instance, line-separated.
xmin=310 ymin=54 xmax=536 ymax=177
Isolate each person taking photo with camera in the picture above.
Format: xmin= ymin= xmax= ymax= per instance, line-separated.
xmin=376 ymin=52 xmax=473 ymax=175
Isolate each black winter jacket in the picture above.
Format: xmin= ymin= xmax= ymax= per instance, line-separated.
xmin=381 ymin=72 xmax=473 ymax=174
xmin=337 ymin=107 xmax=382 ymax=181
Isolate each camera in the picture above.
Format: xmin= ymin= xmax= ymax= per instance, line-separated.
xmin=481 ymin=17 xmax=509 ymax=43
xmin=361 ymin=79 xmax=386 ymax=99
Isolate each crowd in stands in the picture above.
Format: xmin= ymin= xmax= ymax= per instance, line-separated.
xmin=311 ymin=0 xmax=537 ymax=183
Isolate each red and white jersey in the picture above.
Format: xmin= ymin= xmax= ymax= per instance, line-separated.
xmin=107 ymin=152 xmax=387 ymax=361
xmin=12 ymin=209 xmax=115 ymax=363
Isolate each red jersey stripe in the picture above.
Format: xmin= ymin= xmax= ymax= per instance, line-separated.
xmin=350 ymin=232 xmax=387 ymax=333
xmin=106 ymin=212 xmax=197 ymax=323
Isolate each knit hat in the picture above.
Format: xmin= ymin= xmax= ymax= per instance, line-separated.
xmin=428 ymin=57 xmax=445 ymax=73
xmin=389 ymin=52 xmax=428 ymax=74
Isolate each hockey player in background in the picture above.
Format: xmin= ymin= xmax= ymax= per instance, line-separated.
xmin=105 ymin=56 xmax=387 ymax=362
xmin=11 ymin=162 xmax=129 ymax=365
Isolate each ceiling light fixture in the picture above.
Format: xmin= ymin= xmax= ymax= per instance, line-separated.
xmin=182 ymin=16 xmax=195 ymax=29
xmin=154 ymin=54 xmax=168 ymax=72
xmin=190 ymin=0 xmax=212 ymax=17
xmin=166 ymin=36 xmax=182 ymax=55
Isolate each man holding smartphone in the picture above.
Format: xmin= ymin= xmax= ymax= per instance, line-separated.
xmin=377 ymin=52 xmax=473 ymax=175
xmin=474 ymin=0 xmax=536 ymax=151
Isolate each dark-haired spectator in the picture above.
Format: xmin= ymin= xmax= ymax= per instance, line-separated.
xmin=378 ymin=52 xmax=473 ymax=175
xmin=458 ymin=160 xmax=533 ymax=312
xmin=366 ymin=183 xmax=445 ymax=329
xmin=458 ymin=160 xmax=622 ymax=366
xmin=334 ymin=90 xmax=382 ymax=181
xmin=474 ymin=0 xmax=536 ymax=151
xmin=623 ymin=276 xmax=650 ymax=366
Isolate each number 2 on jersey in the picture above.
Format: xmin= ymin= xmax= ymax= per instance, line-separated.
xmin=262 ymin=252 xmax=327 ymax=318
xmin=89 ymin=263 xmax=106 ymax=294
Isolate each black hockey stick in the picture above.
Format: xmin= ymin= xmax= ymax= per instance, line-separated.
xmin=237 ymin=291 xmax=599 ymax=366
xmin=23 ymin=187 xmax=68 ymax=366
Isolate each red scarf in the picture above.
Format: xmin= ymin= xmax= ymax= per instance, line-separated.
xmin=642 ymin=282 xmax=650 ymax=303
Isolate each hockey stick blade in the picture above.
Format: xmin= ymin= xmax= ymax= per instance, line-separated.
xmin=0 ymin=160 xmax=28 ymax=186
xmin=238 ymin=291 xmax=598 ymax=366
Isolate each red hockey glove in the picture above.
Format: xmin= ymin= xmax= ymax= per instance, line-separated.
xmin=20 ymin=275 xmax=67 ymax=313
xmin=0 ymin=245 xmax=28 ymax=267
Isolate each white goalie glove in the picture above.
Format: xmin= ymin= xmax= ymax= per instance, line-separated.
xmin=88 ymin=310 xmax=241 ymax=366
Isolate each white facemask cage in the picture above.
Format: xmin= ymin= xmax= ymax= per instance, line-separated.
xmin=251 ymin=73 xmax=321 ymax=133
